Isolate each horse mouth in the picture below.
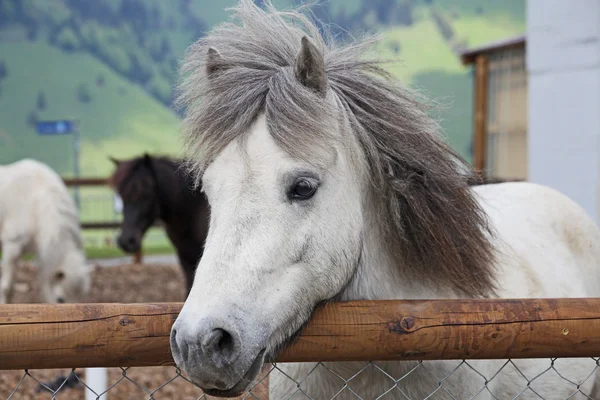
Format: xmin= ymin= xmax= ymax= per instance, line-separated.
xmin=201 ymin=349 xmax=266 ymax=397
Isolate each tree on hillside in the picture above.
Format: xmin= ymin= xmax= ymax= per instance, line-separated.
xmin=96 ymin=74 xmax=105 ymax=87
xmin=55 ymin=26 xmax=81 ymax=52
xmin=394 ymin=0 xmax=414 ymax=26
xmin=431 ymin=8 xmax=455 ymax=41
xmin=119 ymin=0 xmax=148 ymax=38
xmin=372 ymin=0 xmax=396 ymax=25
xmin=160 ymin=37 xmax=171 ymax=57
xmin=150 ymin=5 xmax=161 ymax=29
xmin=63 ymin=1 xmax=118 ymax=26
xmin=149 ymin=36 xmax=172 ymax=63
xmin=77 ymin=83 xmax=92 ymax=103
xmin=148 ymin=76 xmax=172 ymax=105
xmin=128 ymin=52 xmax=153 ymax=85
xmin=26 ymin=23 xmax=38 ymax=41
xmin=0 ymin=0 xmax=17 ymax=27
xmin=0 ymin=61 xmax=7 ymax=80
xmin=27 ymin=110 xmax=39 ymax=127
xmin=388 ymin=40 xmax=401 ymax=55
xmin=37 ymin=91 xmax=46 ymax=110
xmin=167 ymin=16 xmax=176 ymax=30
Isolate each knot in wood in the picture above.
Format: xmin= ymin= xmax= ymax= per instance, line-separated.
xmin=388 ymin=317 xmax=417 ymax=334
xmin=119 ymin=318 xmax=132 ymax=326
xmin=401 ymin=317 xmax=416 ymax=331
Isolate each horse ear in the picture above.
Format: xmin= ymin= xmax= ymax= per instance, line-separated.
xmin=295 ymin=36 xmax=327 ymax=94
xmin=206 ymin=47 xmax=226 ymax=76
xmin=143 ymin=153 xmax=152 ymax=165
xmin=109 ymin=156 xmax=121 ymax=166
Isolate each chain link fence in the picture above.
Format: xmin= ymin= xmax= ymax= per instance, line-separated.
xmin=3 ymin=358 xmax=599 ymax=399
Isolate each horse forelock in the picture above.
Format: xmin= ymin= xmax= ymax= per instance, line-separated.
xmin=178 ymin=0 xmax=497 ymax=297
xmin=109 ymin=157 xmax=156 ymax=201
xmin=109 ymin=155 xmax=196 ymax=203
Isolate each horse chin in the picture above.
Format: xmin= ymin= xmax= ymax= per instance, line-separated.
xmin=200 ymin=349 xmax=266 ymax=397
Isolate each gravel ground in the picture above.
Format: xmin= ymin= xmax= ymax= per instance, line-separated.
xmin=0 ymin=261 xmax=270 ymax=400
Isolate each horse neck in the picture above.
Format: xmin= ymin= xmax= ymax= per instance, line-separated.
xmin=339 ymin=189 xmax=460 ymax=301
xmin=36 ymin=230 xmax=81 ymax=274
xmin=150 ymin=160 xmax=178 ymax=218
xmin=152 ymin=160 xmax=204 ymax=224
xmin=34 ymin=190 xmax=82 ymax=272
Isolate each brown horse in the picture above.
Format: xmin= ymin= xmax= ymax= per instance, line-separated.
xmin=108 ymin=154 xmax=210 ymax=295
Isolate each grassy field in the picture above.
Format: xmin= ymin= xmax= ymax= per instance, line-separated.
xmin=1 ymin=235 xmax=175 ymax=262
xmin=85 ymin=240 xmax=175 ymax=259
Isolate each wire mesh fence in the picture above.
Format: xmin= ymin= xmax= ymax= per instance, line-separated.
xmin=2 ymin=358 xmax=599 ymax=400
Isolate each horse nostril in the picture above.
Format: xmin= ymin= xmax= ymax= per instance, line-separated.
xmin=201 ymin=328 xmax=238 ymax=367
xmin=170 ymin=328 xmax=190 ymax=365
xmin=170 ymin=328 xmax=180 ymax=356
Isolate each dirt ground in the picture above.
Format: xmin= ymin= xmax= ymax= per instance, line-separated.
xmin=0 ymin=261 xmax=270 ymax=400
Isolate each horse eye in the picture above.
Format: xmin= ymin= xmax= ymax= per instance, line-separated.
xmin=54 ymin=271 xmax=65 ymax=281
xmin=290 ymin=179 xmax=318 ymax=200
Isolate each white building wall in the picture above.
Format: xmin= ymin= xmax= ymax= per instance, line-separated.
xmin=527 ymin=0 xmax=600 ymax=224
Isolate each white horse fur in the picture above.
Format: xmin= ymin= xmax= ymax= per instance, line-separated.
xmin=170 ymin=1 xmax=600 ymax=398
xmin=0 ymin=159 xmax=91 ymax=304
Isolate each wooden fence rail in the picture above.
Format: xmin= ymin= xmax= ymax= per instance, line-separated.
xmin=1 ymin=298 xmax=600 ymax=370
xmin=63 ymin=177 xmax=109 ymax=186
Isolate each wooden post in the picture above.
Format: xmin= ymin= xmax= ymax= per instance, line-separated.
xmin=134 ymin=249 xmax=143 ymax=264
xmin=473 ymin=54 xmax=489 ymax=174
xmin=1 ymin=298 xmax=600 ymax=370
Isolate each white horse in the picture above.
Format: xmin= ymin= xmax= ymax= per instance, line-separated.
xmin=170 ymin=1 xmax=600 ymax=398
xmin=0 ymin=159 xmax=91 ymax=304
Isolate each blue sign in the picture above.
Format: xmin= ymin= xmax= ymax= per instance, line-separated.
xmin=36 ymin=120 xmax=76 ymax=135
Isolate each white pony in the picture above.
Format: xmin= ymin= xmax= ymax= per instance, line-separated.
xmin=170 ymin=1 xmax=600 ymax=398
xmin=0 ymin=159 xmax=91 ymax=304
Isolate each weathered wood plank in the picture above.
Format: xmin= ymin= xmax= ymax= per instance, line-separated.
xmin=1 ymin=298 xmax=600 ymax=370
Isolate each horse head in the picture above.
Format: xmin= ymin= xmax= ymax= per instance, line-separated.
xmin=108 ymin=154 xmax=161 ymax=254
xmin=168 ymin=0 xmax=495 ymax=396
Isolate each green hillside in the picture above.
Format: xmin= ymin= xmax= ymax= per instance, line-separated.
xmin=373 ymin=3 xmax=525 ymax=158
xmin=0 ymin=40 xmax=180 ymax=176
xmin=0 ymin=0 xmax=525 ymax=176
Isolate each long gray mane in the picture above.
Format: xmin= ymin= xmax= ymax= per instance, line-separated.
xmin=177 ymin=0 xmax=496 ymax=297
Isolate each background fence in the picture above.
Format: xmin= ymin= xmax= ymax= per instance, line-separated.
xmin=62 ymin=177 xmax=173 ymax=263
xmin=1 ymin=298 xmax=600 ymax=399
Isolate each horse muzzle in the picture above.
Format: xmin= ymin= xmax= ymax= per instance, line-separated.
xmin=116 ymin=234 xmax=141 ymax=253
xmin=170 ymin=312 xmax=267 ymax=396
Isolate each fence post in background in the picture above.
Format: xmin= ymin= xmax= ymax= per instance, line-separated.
xmin=473 ymin=54 xmax=489 ymax=175
xmin=85 ymin=367 xmax=107 ymax=400
xmin=72 ymin=122 xmax=81 ymax=211
xmin=134 ymin=250 xmax=142 ymax=264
